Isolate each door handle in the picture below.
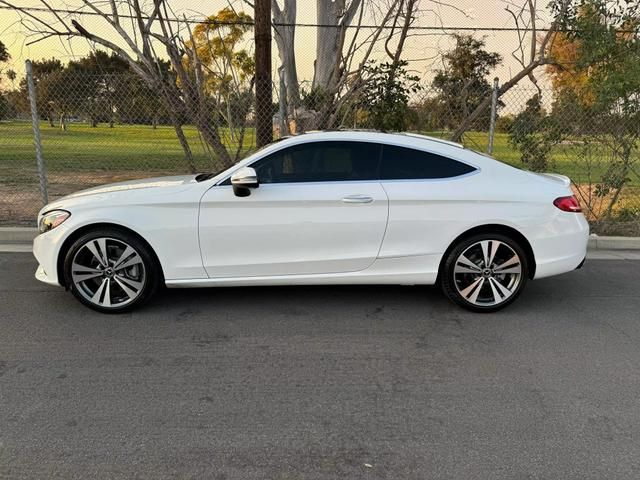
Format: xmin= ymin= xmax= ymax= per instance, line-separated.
xmin=342 ymin=194 xmax=374 ymax=204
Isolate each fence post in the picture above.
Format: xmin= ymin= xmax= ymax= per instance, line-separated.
xmin=25 ymin=60 xmax=48 ymax=206
xmin=487 ymin=77 xmax=499 ymax=156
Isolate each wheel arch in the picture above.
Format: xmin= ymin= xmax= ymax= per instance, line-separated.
xmin=437 ymin=224 xmax=536 ymax=282
xmin=56 ymin=222 xmax=165 ymax=289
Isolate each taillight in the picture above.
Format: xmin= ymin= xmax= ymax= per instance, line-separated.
xmin=553 ymin=195 xmax=582 ymax=213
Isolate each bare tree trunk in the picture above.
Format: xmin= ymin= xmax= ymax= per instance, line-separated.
xmin=168 ymin=110 xmax=196 ymax=173
xmin=313 ymin=0 xmax=361 ymax=92
xmin=196 ymin=112 xmax=234 ymax=170
xmin=388 ymin=0 xmax=416 ymax=77
xmin=272 ymin=0 xmax=299 ymax=112
xmin=164 ymin=28 xmax=233 ymax=169
xmin=603 ymin=142 xmax=634 ymax=220
xmin=278 ymin=65 xmax=289 ymax=136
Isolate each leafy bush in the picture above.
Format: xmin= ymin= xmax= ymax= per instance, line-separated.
xmin=509 ymin=94 xmax=568 ymax=172
xmin=357 ymin=60 xmax=421 ymax=131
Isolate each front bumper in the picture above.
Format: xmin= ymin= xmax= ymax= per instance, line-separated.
xmin=35 ymin=264 xmax=59 ymax=286
xmin=33 ymin=224 xmax=70 ymax=287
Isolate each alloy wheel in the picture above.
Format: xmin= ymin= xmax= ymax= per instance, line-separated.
xmin=70 ymin=237 xmax=146 ymax=308
xmin=453 ymin=239 xmax=522 ymax=307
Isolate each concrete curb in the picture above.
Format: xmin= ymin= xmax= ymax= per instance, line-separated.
xmin=2 ymin=227 xmax=640 ymax=251
xmin=0 ymin=227 xmax=38 ymax=244
xmin=587 ymin=235 xmax=640 ymax=250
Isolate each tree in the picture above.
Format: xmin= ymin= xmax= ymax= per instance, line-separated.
xmin=358 ymin=60 xmax=421 ymax=131
xmin=0 ymin=40 xmax=9 ymax=120
xmin=3 ymin=0 xmax=241 ymax=171
xmin=66 ymin=50 xmax=130 ymax=127
xmin=117 ymin=67 xmax=169 ymax=127
xmin=545 ymin=32 xmax=594 ymax=105
xmin=185 ymin=8 xmax=255 ymax=157
xmin=508 ymin=94 xmax=568 ymax=172
xmin=6 ymin=69 xmax=16 ymax=86
xmin=313 ymin=0 xmax=362 ymax=93
xmin=18 ymin=58 xmax=65 ymax=127
xmin=431 ymin=35 xmax=501 ymax=131
xmin=268 ymin=0 xmax=415 ymax=131
xmin=272 ymin=0 xmax=299 ymax=117
xmin=0 ymin=41 xmax=8 ymax=63
xmin=450 ymin=0 xmax=573 ymax=141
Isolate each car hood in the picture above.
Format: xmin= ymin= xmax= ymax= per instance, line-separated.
xmin=42 ymin=175 xmax=200 ymax=214
xmin=60 ymin=175 xmax=198 ymax=199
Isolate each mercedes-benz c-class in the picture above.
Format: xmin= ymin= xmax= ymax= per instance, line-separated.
xmin=33 ymin=131 xmax=589 ymax=313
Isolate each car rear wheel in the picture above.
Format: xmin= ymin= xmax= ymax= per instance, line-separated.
xmin=441 ymin=233 xmax=528 ymax=313
xmin=64 ymin=229 xmax=160 ymax=313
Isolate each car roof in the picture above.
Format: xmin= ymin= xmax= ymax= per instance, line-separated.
xmin=287 ymin=130 xmax=464 ymax=149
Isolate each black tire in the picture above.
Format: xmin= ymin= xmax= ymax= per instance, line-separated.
xmin=440 ymin=233 xmax=529 ymax=313
xmin=63 ymin=228 xmax=161 ymax=313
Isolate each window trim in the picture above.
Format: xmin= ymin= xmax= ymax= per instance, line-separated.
xmin=215 ymin=139 xmax=481 ymax=186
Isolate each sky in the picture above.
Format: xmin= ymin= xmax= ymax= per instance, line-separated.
xmin=0 ymin=0 xmax=554 ymax=89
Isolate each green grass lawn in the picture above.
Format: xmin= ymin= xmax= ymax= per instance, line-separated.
xmin=0 ymin=121 xmax=256 ymax=180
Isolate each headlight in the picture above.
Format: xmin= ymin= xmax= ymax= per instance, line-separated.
xmin=38 ymin=210 xmax=71 ymax=234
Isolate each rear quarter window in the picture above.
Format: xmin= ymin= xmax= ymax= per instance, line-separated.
xmin=381 ymin=145 xmax=476 ymax=180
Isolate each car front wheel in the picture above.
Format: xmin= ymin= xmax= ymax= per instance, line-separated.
xmin=63 ymin=229 xmax=160 ymax=313
xmin=441 ymin=233 xmax=529 ymax=313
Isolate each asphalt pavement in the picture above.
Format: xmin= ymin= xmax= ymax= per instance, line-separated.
xmin=1 ymin=252 xmax=640 ymax=479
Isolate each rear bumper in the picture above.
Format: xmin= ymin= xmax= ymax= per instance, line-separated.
xmin=531 ymin=213 xmax=589 ymax=280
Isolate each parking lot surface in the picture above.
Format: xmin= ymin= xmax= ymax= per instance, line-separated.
xmin=1 ymin=252 xmax=640 ymax=479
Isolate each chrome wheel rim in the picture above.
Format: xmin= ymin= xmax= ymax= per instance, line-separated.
xmin=71 ymin=237 xmax=146 ymax=308
xmin=453 ymin=240 xmax=522 ymax=307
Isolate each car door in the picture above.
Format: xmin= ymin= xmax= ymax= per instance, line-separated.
xmin=198 ymin=141 xmax=388 ymax=278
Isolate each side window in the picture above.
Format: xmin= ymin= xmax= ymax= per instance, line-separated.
xmin=251 ymin=141 xmax=381 ymax=184
xmin=381 ymin=145 xmax=476 ymax=180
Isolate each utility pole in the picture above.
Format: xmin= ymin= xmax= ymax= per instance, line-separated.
xmin=254 ymin=0 xmax=273 ymax=147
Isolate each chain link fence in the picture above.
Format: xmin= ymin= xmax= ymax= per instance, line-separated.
xmin=1 ymin=68 xmax=639 ymax=234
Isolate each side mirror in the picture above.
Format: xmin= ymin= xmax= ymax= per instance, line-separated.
xmin=231 ymin=167 xmax=259 ymax=197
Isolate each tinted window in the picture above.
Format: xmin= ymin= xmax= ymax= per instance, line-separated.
xmin=381 ymin=145 xmax=476 ymax=180
xmin=251 ymin=141 xmax=381 ymax=184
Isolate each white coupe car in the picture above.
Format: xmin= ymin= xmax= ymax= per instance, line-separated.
xmin=33 ymin=131 xmax=589 ymax=313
